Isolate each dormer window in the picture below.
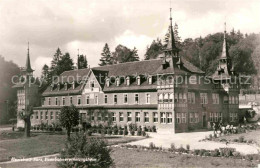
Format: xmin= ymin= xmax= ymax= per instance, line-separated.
xmin=116 ymin=77 xmax=120 ymax=86
xmin=57 ymin=83 xmax=60 ymax=91
xmin=90 ymin=81 xmax=94 ymax=91
xmin=137 ymin=76 xmax=141 ymax=85
xmin=72 ymin=82 xmax=75 ymax=89
xmin=148 ymin=76 xmax=152 ymax=84
xmin=64 ymin=83 xmax=68 ymax=90
xmin=126 ymin=76 xmax=130 ymax=86
xmin=50 ymin=84 xmax=54 ymax=91
xmin=106 ymin=78 xmax=110 ymax=87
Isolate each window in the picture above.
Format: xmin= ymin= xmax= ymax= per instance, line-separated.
xmin=234 ymin=113 xmax=238 ymax=121
xmin=70 ymin=96 xmax=73 ymax=105
xmin=164 ymin=94 xmax=168 ymax=103
xmin=167 ymin=112 xmax=172 ymax=124
xmin=169 ymin=93 xmax=173 ymax=103
xmin=183 ymin=93 xmax=187 ymax=103
xmin=230 ymin=113 xmax=233 ymax=122
xmin=194 ymin=113 xmax=198 ymax=123
xmin=200 ymin=93 xmax=208 ymax=104
xmin=223 ymin=96 xmax=228 ymax=104
xmin=112 ymin=112 xmax=116 ymax=122
xmin=148 ymin=77 xmax=152 ymax=84
xmin=126 ymin=77 xmax=130 ymax=85
xmin=135 ymin=94 xmax=139 ymax=104
xmin=98 ymin=113 xmax=102 ymax=121
xmin=146 ymin=93 xmax=150 ymax=104
xmin=235 ymin=96 xmax=239 ymax=104
xmin=176 ymin=113 xmax=181 ymax=123
xmin=127 ymin=112 xmax=132 ymax=122
xmin=210 ymin=113 xmax=214 ymax=122
xmin=188 ymin=92 xmax=195 ymax=104
xmin=214 ymin=112 xmax=218 ymax=122
xmin=48 ymin=97 xmax=51 ymax=105
xmin=181 ymin=113 xmax=186 ymax=123
xmin=159 ymin=94 xmax=163 ymax=103
xmin=119 ymin=112 xmax=124 ymax=122
xmin=56 ymin=111 xmax=59 ymax=120
xmin=124 ymin=94 xmax=128 ymax=104
xmin=55 ymin=97 xmax=58 ymax=105
xmin=50 ymin=111 xmax=53 ymax=120
xmin=45 ymin=111 xmax=48 ymax=120
xmin=153 ymin=112 xmax=158 ymax=123
xmin=212 ymin=93 xmax=219 ymax=104
xmin=116 ymin=78 xmax=120 ymax=86
xmin=104 ymin=95 xmax=108 ymax=104
xmin=160 ymin=112 xmax=166 ymax=123
xmin=95 ymin=95 xmax=98 ymax=104
xmin=114 ymin=95 xmax=117 ymax=104
xmin=40 ymin=111 xmax=43 ymax=120
xmin=232 ymin=96 xmax=235 ymax=104
xmin=77 ymin=96 xmax=81 ymax=105
xmin=86 ymin=95 xmax=90 ymax=105
xmin=179 ymin=93 xmax=183 ymax=103
xmin=135 ymin=112 xmax=140 ymax=122
xmin=137 ymin=76 xmax=141 ymax=85
xmin=229 ymin=96 xmax=232 ymax=104
xmin=174 ymin=93 xmax=178 ymax=103
xmin=36 ymin=111 xmax=39 ymax=119
xmin=64 ymin=83 xmax=68 ymax=90
xmin=106 ymin=78 xmax=110 ymax=87
xmin=91 ymin=113 xmax=94 ymax=121
xmin=189 ymin=113 xmax=194 ymax=123
xmin=62 ymin=97 xmax=65 ymax=106
xmin=144 ymin=112 xmax=149 ymax=123
xmin=219 ymin=112 xmax=222 ymax=121
xmin=90 ymin=81 xmax=95 ymax=91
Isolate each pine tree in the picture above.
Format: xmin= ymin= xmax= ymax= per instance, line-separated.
xmin=56 ymin=53 xmax=74 ymax=75
xmin=41 ymin=64 xmax=51 ymax=83
xmin=50 ymin=48 xmax=62 ymax=75
xmin=99 ymin=43 xmax=113 ymax=66
xmin=130 ymin=47 xmax=139 ymax=61
xmin=174 ymin=23 xmax=182 ymax=47
xmin=145 ymin=38 xmax=163 ymax=60
xmin=77 ymin=55 xmax=88 ymax=69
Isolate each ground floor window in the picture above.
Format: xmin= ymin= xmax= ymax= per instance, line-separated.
xmin=230 ymin=112 xmax=238 ymax=122
xmin=119 ymin=112 xmax=124 ymax=122
xmin=40 ymin=111 xmax=43 ymax=120
xmin=153 ymin=112 xmax=158 ymax=123
xmin=214 ymin=112 xmax=218 ymax=122
xmin=160 ymin=112 xmax=166 ymax=123
xmin=56 ymin=111 xmax=60 ymax=120
xmin=166 ymin=112 xmax=172 ymax=124
xmin=177 ymin=113 xmax=181 ymax=123
xmin=189 ymin=112 xmax=199 ymax=123
xmin=45 ymin=111 xmax=48 ymax=120
xmin=36 ymin=111 xmax=39 ymax=119
xmin=112 ymin=112 xmax=116 ymax=122
xmin=189 ymin=113 xmax=194 ymax=123
xmin=210 ymin=113 xmax=213 ymax=122
xmin=181 ymin=113 xmax=186 ymax=123
xmin=135 ymin=112 xmax=140 ymax=122
xmin=98 ymin=113 xmax=102 ymax=121
xmin=50 ymin=111 xmax=53 ymax=120
xmin=144 ymin=112 xmax=149 ymax=123
xmin=194 ymin=113 xmax=199 ymax=123
xmin=127 ymin=112 xmax=132 ymax=122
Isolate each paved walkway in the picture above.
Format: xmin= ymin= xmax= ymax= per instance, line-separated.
xmin=128 ymin=130 xmax=259 ymax=155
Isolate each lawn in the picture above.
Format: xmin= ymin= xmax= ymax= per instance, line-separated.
xmin=0 ymin=147 xmax=259 ymax=168
xmin=0 ymin=131 xmax=144 ymax=162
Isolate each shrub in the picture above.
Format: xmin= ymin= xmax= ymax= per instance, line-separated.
xmin=209 ymin=134 xmax=213 ymax=140
xmin=137 ymin=127 xmax=142 ymax=136
xmin=143 ymin=126 xmax=148 ymax=132
xmin=170 ymin=143 xmax=176 ymax=151
xmin=219 ymin=138 xmax=227 ymax=142
xmin=194 ymin=149 xmax=200 ymax=155
xmin=57 ymin=133 xmax=113 ymax=168
xmin=17 ymin=127 xmax=25 ymax=132
xmin=247 ymin=139 xmax=254 ymax=144
xmin=119 ymin=129 xmax=123 ymax=135
xmin=238 ymin=136 xmax=245 ymax=143
xmin=213 ymin=133 xmax=217 ymax=138
xmin=113 ymin=128 xmax=118 ymax=135
xmin=149 ymin=142 xmax=155 ymax=149
xmin=210 ymin=149 xmax=220 ymax=157
xmin=147 ymin=126 xmax=152 ymax=132
xmin=141 ymin=131 xmax=146 ymax=136
xmin=97 ymin=129 xmax=102 ymax=134
xmin=107 ymin=129 xmax=112 ymax=135
xmin=123 ymin=129 xmax=128 ymax=136
xmin=199 ymin=149 xmax=206 ymax=156
xmin=204 ymin=151 xmax=210 ymax=156
xmin=232 ymin=139 xmax=239 ymax=142
xmin=87 ymin=130 xmax=92 ymax=136
xmin=232 ymin=152 xmax=241 ymax=158
xmin=219 ymin=148 xmax=235 ymax=157
xmin=102 ymin=129 xmax=107 ymax=135
xmin=177 ymin=145 xmax=187 ymax=153
xmin=130 ymin=130 xmax=135 ymax=136
xmin=186 ymin=144 xmax=190 ymax=151
xmin=152 ymin=126 xmax=157 ymax=132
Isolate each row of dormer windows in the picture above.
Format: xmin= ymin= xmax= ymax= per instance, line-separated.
xmin=106 ymin=76 xmax=153 ymax=87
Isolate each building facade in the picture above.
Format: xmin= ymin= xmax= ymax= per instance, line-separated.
xmin=15 ymin=16 xmax=240 ymax=133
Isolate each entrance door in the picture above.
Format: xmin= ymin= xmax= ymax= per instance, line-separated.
xmin=203 ymin=115 xmax=207 ymax=128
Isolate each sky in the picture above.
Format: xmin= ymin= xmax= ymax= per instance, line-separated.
xmin=0 ymin=0 xmax=260 ymax=77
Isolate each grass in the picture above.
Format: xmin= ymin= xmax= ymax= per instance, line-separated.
xmin=1 ymin=147 xmax=259 ymax=168
xmin=0 ymin=131 xmax=144 ymax=162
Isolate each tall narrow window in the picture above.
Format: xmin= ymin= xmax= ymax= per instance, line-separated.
xmin=135 ymin=94 xmax=139 ymax=104
xmin=159 ymin=94 xmax=163 ymax=103
xmin=36 ymin=111 xmax=39 ymax=119
xmin=137 ymin=76 xmax=141 ymax=85
xmin=135 ymin=112 xmax=140 ymax=122
xmin=56 ymin=111 xmax=60 ymax=120
xmin=146 ymin=93 xmax=150 ymax=104
xmin=48 ymin=97 xmax=51 ymax=105
xmin=176 ymin=113 xmax=181 ymax=123
xmin=77 ymin=96 xmax=81 ymax=105
xmin=164 ymin=94 xmax=168 ymax=103
xmin=167 ymin=112 xmax=172 ymax=124
xmin=95 ymin=95 xmax=98 ymax=104
xmin=114 ymin=95 xmax=117 ymax=104
xmin=189 ymin=113 xmax=194 ymax=123
xmin=70 ymin=96 xmax=73 ymax=105
xmin=126 ymin=77 xmax=130 ymax=85
xmin=160 ymin=112 xmax=166 ymax=123
xmin=104 ymin=95 xmax=108 ymax=104
xmin=183 ymin=93 xmax=187 ymax=103
xmin=181 ymin=113 xmax=186 ymax=123
xmin=98 ymin=113 xmax=102 ymax=121
xmin=223 ymin=96 xmax=228 ymax=104
xmin=127 ymin=112 xmax=132 ymax=122
xmin=148 ymin=76 xmax=152 ymax=84
xmin=112 ymin=112 xmax=116 ymax=122
xmin=144 ymin=112 xmax=149 ymax=123
xmin=62 ymin=97 xmax=65 ymax=106
xmin=214 ymin=112 xmax=218 ymax=122
xmin=153 ymin=112 xmax=158 ymax=123
xmin=124 ymin=94 xmax=128 ymax=104
xmin=174 ymin=93 xmax=178 ymax=103
xmin=86 ymin=95 xmax=90 ymax=105
xmin=55 ymin=97 xmax=58 ymax=105
xmin=179 ymin=93 xmax=183 ymax=103
xmin=116 ymin=78 xmax=120 ymax=86
xmin=106 ymin=78 xmax=110 ymax=87
xmin=210 ymin=113 xmax=213 ymax=122
xmin=45 ymin=111 xmax=48 ymax=120
xmin=40 ymin=111 xmax=43 ymax=120
xmin=200 ymin=93 xmax=208 ymax=104
xmin=119 ymin=112 xmax=124 ymax=122
xmin=50 ymin=111 xmax=53 ymax=120
xmin=194 ymin=113 xmax=199 ymax=123
xmin=90 ymin=81 xmax=95 ymax=91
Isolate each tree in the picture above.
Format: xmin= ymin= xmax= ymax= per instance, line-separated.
xmin=18 ymin=105 xmax=33 ymax=137
xmin=145 ymin=39 xmax=163 ymax=60
xmin=77 ymin=54 xmax=88 ymax=69
xmin=57 ymin=134 xmax=113 ymax=168
xmin=112 ymin=45 xmax=139 ymax=63
xmin=59 ymin=105 xmax=79 ymax=139
xmin=174 ymin=23 xmax=182 ymax=48
xmin=56 ymin=53 xmax=74 ymax=75
xmin=99 ymin=43 xmax=113 ymax=66
xmin=50 ymin=48 xmax=63 ymax=75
